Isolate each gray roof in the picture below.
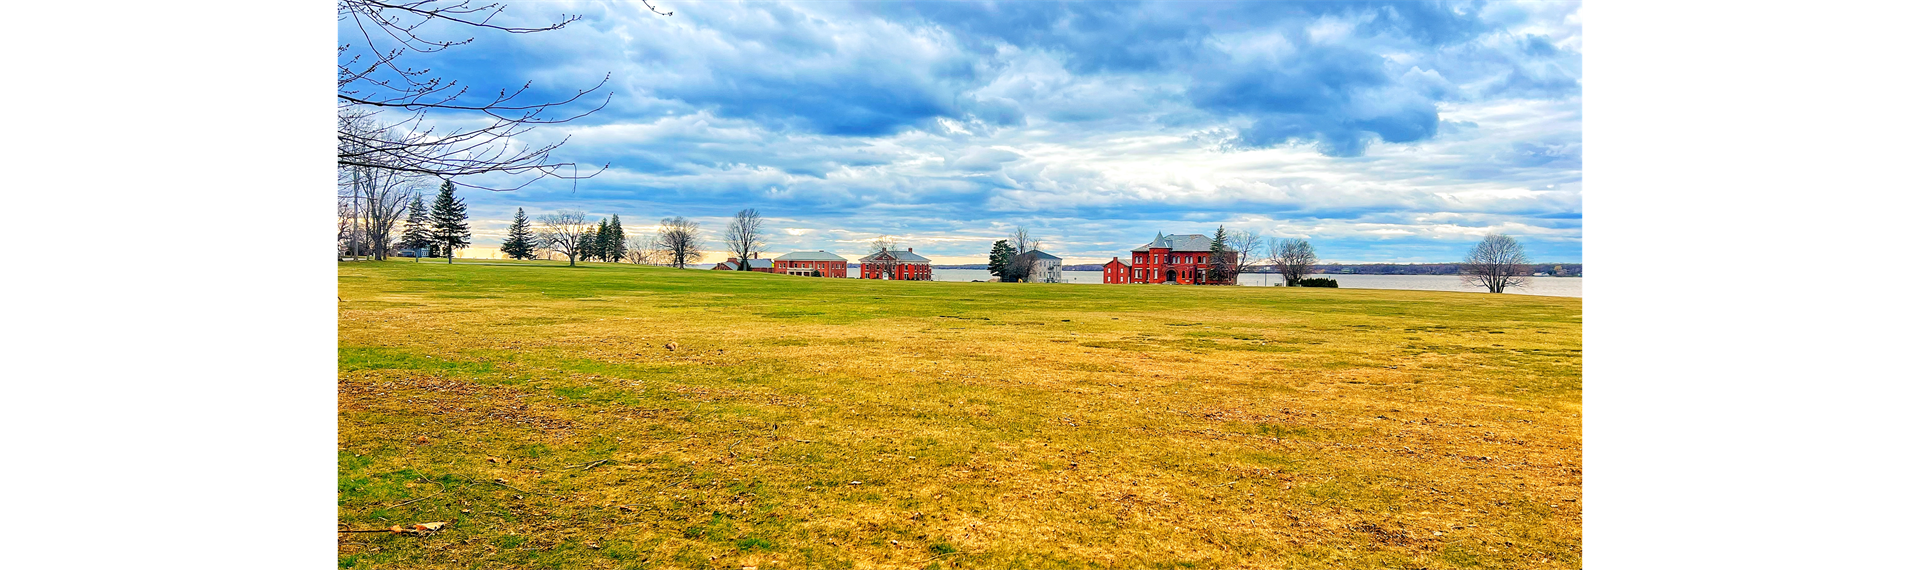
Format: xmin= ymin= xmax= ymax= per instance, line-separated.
xmin=1021 ymin=249 xmax=1062 ymax=261
xmin=774 ymin=250 xmax=846 ymax=262
xmin=745 ymin=258 xmax=774 ymax=269
xmin=1130 ymin=233 xmax=1211 ymax=252
xmin=859 ymin=247 xmax=931 ymax=263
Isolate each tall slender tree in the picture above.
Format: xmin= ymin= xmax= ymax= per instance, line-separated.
xmin=605 ymin=215 xmax=627 ymax=263
xmin=501 ymin=207 xmax=536 ymax=260
xmin=400 ymin=194 xmax=434 ymax=261
xmin=1207 ymin=225 xmax=1232 ymax=285
xmin=428 ymin=180 xmax=470 ymax=264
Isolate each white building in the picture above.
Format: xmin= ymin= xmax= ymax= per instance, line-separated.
xmin=1019 ymin=250 xmax=1064 ymax=283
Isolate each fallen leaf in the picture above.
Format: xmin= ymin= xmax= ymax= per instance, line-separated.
xmin=415 ymin=522 xmax=449 ymax=532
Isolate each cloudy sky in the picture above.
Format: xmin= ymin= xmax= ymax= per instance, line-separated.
xmin=352 ymin=0 xmax=1582 ymax=264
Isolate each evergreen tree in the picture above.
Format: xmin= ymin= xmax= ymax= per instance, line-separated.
xmin=1207 ymin=225 xmax=1232 ymax=285
xmin=987 ymin=240 xmax=1014 ymax=280
xmin=595 ymin=218 xmax=613 ymax=261
xmin=428 ymin=180 xmax=470 ymax=264
xmin=399 ymin=194 xmax=434 ymax=262
xmin=605 ymin=215 xmax=627 ymax=263
xmin=501 ymin=207 xmax=536 ymax=260
xmin=581 ymin=222 xmax=602 ymax=262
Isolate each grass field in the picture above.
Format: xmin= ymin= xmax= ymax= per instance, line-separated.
xmin=337 ymin=259 xmax=1581 ymax=569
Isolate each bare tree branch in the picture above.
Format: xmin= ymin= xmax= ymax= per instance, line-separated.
xmin=336 ymin=0 xmax=668 ymax=192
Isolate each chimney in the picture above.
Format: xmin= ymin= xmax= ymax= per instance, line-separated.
xmin=727 ymin=257 xmax=739 ymax=264
xmin=908 ymin=247 xmax=913 ymax=253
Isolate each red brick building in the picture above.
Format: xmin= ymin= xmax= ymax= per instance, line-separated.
xmin=772 ymin=251 xmax=848 ymax=277
xmin=858 ymin=247 xmax=932 ymax=280
xmin=1102 ymin=232 xmax=1235 ymax=284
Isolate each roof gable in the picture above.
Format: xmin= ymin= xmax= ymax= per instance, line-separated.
xmin=774 ymin=250 xmax=846 ymax=262
xmin=861 ymin=248 xmax=930 ymax=262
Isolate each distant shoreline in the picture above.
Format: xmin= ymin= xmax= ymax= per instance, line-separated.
xmin=918 ymin=262 xmax=1583 ymax=277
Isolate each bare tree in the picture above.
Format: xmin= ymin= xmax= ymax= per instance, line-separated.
xmin=1001 ymin=227 xmax=1046 ymax=283
xmin=1010 ymin=226 xmax=1035 ymax=255
xmin=337 ymin=197 xmax=359 ymax=258
xmin=868 ymin=235 xmax=897 ymax=254
xmin=1460 ymin=234 xmax=1531 ymax=293
xmin=721 ymin=208 xmax=768 ymax=269
xmin=624 ymin=235 xmax=663 ymax=265
xmin=535 ymin=210 xmax=591 ymax=266
xmin=1269 ymin=238 xmax=1318 ymax=286
xmin=335 ymin=0 xmax=670 ymax=191
xmin=352 ymin=165 xmax=426 ymax=260
xmin=654 ymin=216 xmax=704 ymax=268
xmin=1224 ymin=229 xmax=1263 ymax=282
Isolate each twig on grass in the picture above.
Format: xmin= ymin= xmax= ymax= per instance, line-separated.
xmin=919 ymin=550 xmax=971 ymax=564
xmin=390 ymin=490 xmax=450 ymax=508
xmin=491 ymin=478 xmax=553 ymax=496
xmin=568 ymin=459 xmax=612 ymax=471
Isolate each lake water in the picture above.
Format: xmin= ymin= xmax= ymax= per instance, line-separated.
xmin=921 ymin=269 xmax=1582 ymax=298
xmin=697 ymin=265 xmax=1582 ymax=297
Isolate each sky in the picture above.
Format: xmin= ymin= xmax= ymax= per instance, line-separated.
xmin=347 ymin=0 xmax=1582 ymax=265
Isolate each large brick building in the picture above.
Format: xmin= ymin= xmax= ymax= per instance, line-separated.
xmin=858 ymin=247 xmax=932 ymax=280
xmin=772 ymin=251 xmax=848 ymax=277
xmin=1102 ymin=232 xmax=1235 ymax=284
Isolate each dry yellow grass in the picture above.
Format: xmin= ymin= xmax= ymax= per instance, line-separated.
xmin=338 ymin=260 xmax=1581 ymax=568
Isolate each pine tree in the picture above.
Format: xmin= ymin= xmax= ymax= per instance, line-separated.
xmin=987 ymin=240 xmax=1014 ymax=280
xmin=501 ymin=207 xmax=535 ymax=260
xmin=594 ymin=218 xmax=613 ymax=262
xmin=400 ymin=194 xmax=433 ymax=262
xmin=1207 ymin=225 xmax=1231 ymax=285
xmin=581 ymin=222 xmax=602 ymax=262
xmin=605 ymin=215 xmax=627 ymax=263
xmin=428 ymin=180 xmax=470 ymax=264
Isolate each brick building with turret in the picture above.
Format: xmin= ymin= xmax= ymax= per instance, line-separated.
xmin=1102 ymin=232 xmax=1235 ymax=284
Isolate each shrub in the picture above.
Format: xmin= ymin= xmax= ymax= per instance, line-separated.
xmin=1298 ymin=278 xmax=1339 ymax=288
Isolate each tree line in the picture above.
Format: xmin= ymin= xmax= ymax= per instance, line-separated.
xmin=500 ymin=210 xmax=706 ymax=268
